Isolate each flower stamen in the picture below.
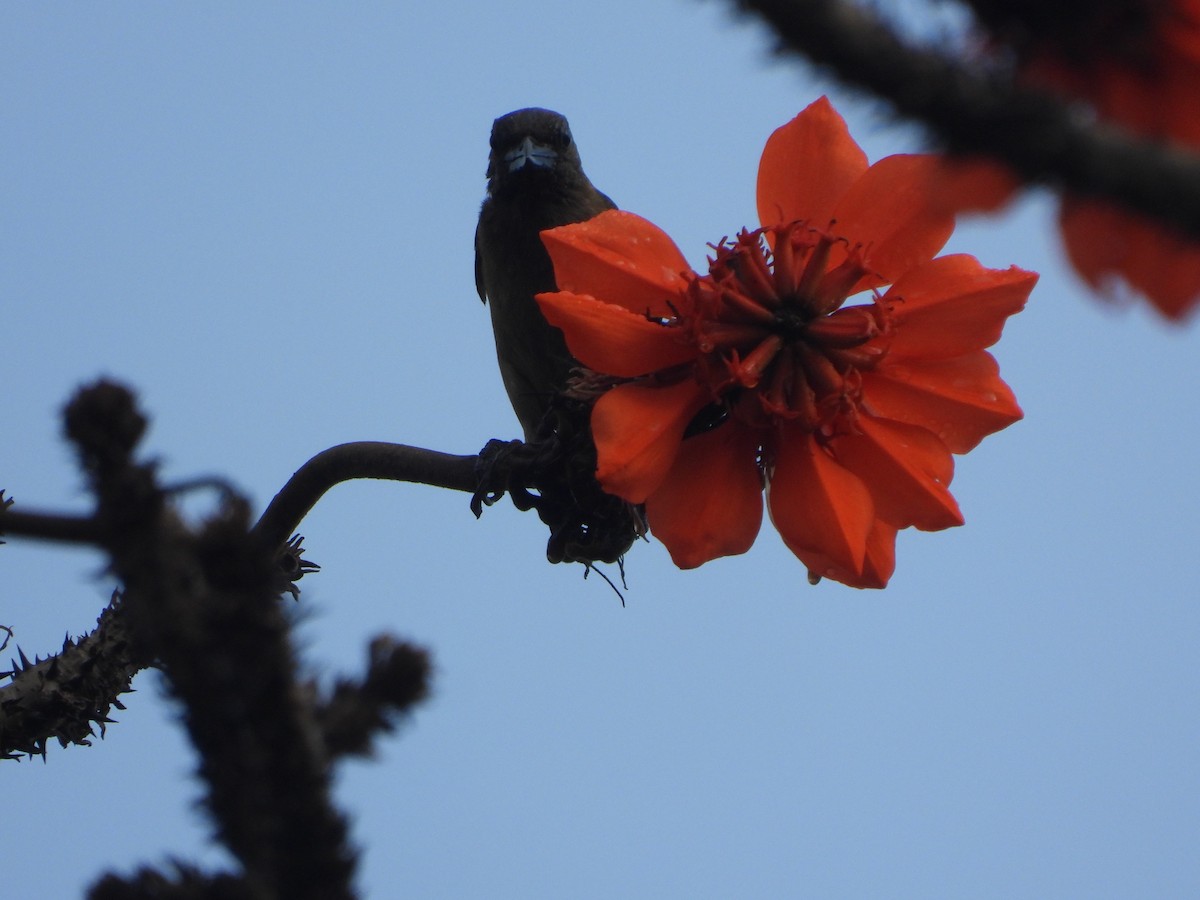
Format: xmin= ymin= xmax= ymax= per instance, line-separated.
xmin=812 ymin=246 xmax=872 ymax=317
xmin=718 ymin=231 xmax=780 ymax=307
xmin=804 ymin=305 xmax=881 ymax=348
xmin=715 ymin=281 xmax=779 ymax=325
xmin=793 ymin=229 xmax=835 ymax=305
xmin=693 ymin=321 xmax=769 ymax=353
xmin=730 ymin=334 xmax=784 ymax=388
xmin=795 ymin=343 xmax=845 ymax=398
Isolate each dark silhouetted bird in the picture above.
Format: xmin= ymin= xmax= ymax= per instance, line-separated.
xmin=474 ymin=109 xmax=642 ymax=569
xmin=475 ymin=107 xmax=615 ymax=440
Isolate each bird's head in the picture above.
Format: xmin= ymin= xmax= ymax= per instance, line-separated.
xmin=485 ymin=107 xmax=585 ymax=197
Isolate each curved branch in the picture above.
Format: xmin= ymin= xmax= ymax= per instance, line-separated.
xmin=251 ymin=442 xmax=479 ymax=551
xmin=1 ymin=442 xmax=483 ymax=561
xmin=735 ymin=0 xmax=1200 ymax=237
xmin=0 ymin=507 xmax=105 ymax=545
xmin=1 ymin=443 xmax=482 ymax=554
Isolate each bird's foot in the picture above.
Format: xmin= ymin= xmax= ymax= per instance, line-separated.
xmin=471 ymin=438 xmax=544 ymax=517
xmin=472 ymin=405 xmax=648 ymax=569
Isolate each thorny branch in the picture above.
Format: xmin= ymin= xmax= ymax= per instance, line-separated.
xmin=0 ymin=590 xmax=143 ymax=760
xmin=2 ymin=382 xmax=435 ymax=897
xmin=0 ymin=383 xmax=556 ymax=768
xmin=60 ymin=381 xmax=358 ymax=898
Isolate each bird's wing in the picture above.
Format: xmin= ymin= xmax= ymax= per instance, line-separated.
xmin=474 ymin=219 xmax=488 ymax=304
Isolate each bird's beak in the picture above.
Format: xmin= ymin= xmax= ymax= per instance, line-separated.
xmin=504 ymin=136 xmax=557 ymax=172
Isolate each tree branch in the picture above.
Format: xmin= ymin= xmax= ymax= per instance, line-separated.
xmin=0 ymin=507 xmax=105 ymax=544
xmin=0 ymin=442 xmax=481 ymax=556
xmin=64 ymin=381 xmax=360 ymax=898
xmin=1 ymin=394 xmax=470 ymax=773
xmin=311 ymin=635 xmax=432 ymax=761
xmin=0 ymin=590 xmax=143 ymax=760
xmin=734 ymin=0 xmax=1200 ymax=237
xmin=250 ymin=441 xmax=480 ymax=553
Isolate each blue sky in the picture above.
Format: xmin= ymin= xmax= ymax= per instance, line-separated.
xmin=3 ymin=3 xmax=1198 ymax=897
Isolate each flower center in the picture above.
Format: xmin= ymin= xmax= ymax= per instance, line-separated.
xmin=684 ymin=222 xmax=891 ymax=432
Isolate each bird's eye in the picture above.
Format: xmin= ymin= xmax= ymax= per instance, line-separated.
xmin=553 ymin=130 xmax=572 ymax=150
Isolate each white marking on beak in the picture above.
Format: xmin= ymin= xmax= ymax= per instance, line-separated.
xmin=504 ymin=136 xmax=557 ymax=172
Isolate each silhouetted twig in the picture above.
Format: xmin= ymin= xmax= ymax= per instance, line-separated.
xmin=313 ymin=635 xmax=432 ymax=760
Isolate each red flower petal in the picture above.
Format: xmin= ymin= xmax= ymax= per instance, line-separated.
xmin=861 ymin=353 xmax=1022 ymax=454
xmin=541 ymin=210 xmax=692 ymax=318
xmin=1059 ymin=197 xmax=1200 ymax=320
xmin=1011 ymin=11 xmax=1200 ymax=321
xmin=756 ymin=96 xmax=868 ymax=229
xmin=832 ymin=415 xmax=963 ymax=532
xmin=830 ymin=154 xmax=957 ymax=290
xmin=857 ymin=521 xmax=898 ymax=589
xmin=927 ymin=156 xmax=1020 ymax=214
xmin=1153 ymin=58 xmax=1200 ymax=146
xmin=645 ymin=421 xmax=764 ymax=568
xmin=767 ymin=427 xmax=874 ymax=580
xmin=881 ymin=255 xmax=1036 ymax=359
xmin=1028 ymin=35 xmax=1200 ymax=146
xmin=802 ymin=520 xmax=896 ymax=589
xmin=537 ymin=291 xmax=697 ymax=377
xmin=592 ymin=378 xmax=712 ymax=504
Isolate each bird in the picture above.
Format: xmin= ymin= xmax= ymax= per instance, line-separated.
xmin=475 ymin=107 xmax=615 ymax=441
xmin=474 ymin=108 xmax=643 ymax=569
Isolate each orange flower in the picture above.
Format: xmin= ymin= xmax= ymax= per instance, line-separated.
xmin=1015 ymin=0 xmax=1200 ymax=143
xmin=958 ymin=0 xmax=1200 ymax=320
xmin=1028 ymin=0 xmax=1200 ymax=320
xmin=536 ymin=98 xmax=1035 ymax=588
